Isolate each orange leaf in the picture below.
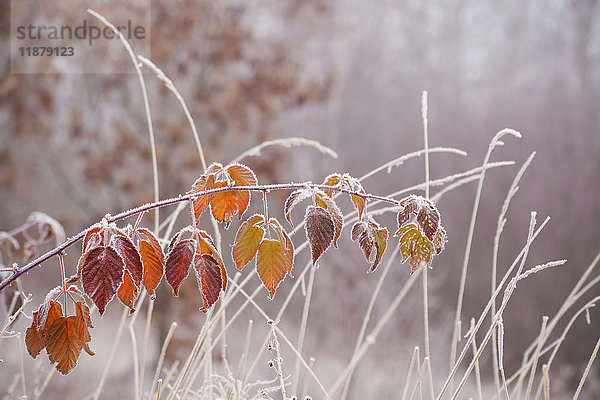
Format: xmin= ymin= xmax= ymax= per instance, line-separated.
xmin=256 ymin=239 xmax=292 ymax=299
xmin=304 ymin=206 xmax=335 ymax=266
xmin=226 ymin=163 xmax=258 ymax=217
xmin=25 ymin=300 xmax=63 ymax=358
xmin=210 ymin=181 xmax=240 ymax=228
xmin=321 ymin=173 xmax=342 ymax=197
xmin=165 ymin=239 xmax=195 ymax=296
xmin=80 ymin=246 xmax=124 ymax=315
xmin=191 ymin=174 xmax=216 ymax=219
xmin=46 ymin=315 xmax=87 ymax=375
xmin=74 ymin=301 xmax=94 ymax=356
xmin=117 ymin=272 xmax=141 ymax=313
xmin=139 ymin=239 xmax=164 ymax=297
xmin=232 ymin=214 xmax=265 ymax=270
xmin=194 ymin=254 xmax=224 ymax=312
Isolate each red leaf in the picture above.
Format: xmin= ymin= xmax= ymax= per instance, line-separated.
xmin=194 ymin=254 xmax=224 ymax=312
xmin=416 ymin=202 xmax=440 ymax=241
xmin=283 ymin=188 xmax=313 ymax=226
xmin=256 ymin=239 xmax=292 ymax=299
xmin=232 ymin=214 xmax=265 ymax=270
xmin=46 ymin=315 xmax=86 ymax=374
xmin=80 ymin=246 xmax=124 ymax=315
xmin=165 ymin=239 xmax=196 ymax=296
xmin=111 ymin=234 xmax=142 ymax=285
xmin=304 ymin=206 xmax=335 ymax=266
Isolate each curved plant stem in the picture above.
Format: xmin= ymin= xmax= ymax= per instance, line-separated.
xmin=87 ymin=9 xmax=160 ymax=233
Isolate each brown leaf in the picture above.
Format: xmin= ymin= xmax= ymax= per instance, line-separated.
xmin=165 ymin=239 xmax=196 ymax=296
xmin=46 ymin=316 xmax=86 ymax=374
xmin=315 ymin=193 xmax=343 ymax=248
xmin=416 ymin=202 xmax=440 ymax=241
xmin=283 ymin=188 xmax=313 ymax=226
xmin=304 ymin=206 xmax=335 ymax=266
xmin=195 ymin=254 xmax=224 ymax=312
xmin=82 ymin=225 xmax=104 ymax=253
xmin=74 ymin=301 xmax=94 ymax=356
xmin=397 ymin=196 xmax=419 ymax=227
xmin=256 ymin=239 xmax=292 ymax=299
xmin=111 ymin=234 xmax=142 ymax=285
xmin=369 ymin=224 xmax=388 ymax=273
xmin=80 ymin=246 xmax=124 ymax=315
xmin=25 ymin=300 xmax=63 ymax=358
xmin=232 ymin=214 xmax=265 ymax=270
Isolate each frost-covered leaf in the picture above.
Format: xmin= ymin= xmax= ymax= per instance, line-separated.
xmin=117 ymin=272 xmax=141 ymax=313
xmin=232 ymin=214 xmax=265 ymax=270
xmin=80 ymin=246 xmax=124 ymax=315
xmin=369 ymin=224 xmax=388 ymax=273
xmin=321 ymin=173 xmax=342 ymax=197
xmin=256 ymin=239 xmax=291 ymax=299
xmin=26 ymin=300 xmax=63 ymax=358
xmin=210 ymin=181 xmax=240 ymax=228
xmin=283 ymin=188 xmax=313 ymax=226
xmin=396 ymin=223 xmax=421 ymax=264
xmin=74 ymin=301 xmax=94 ymax=356
xmin=315 ymin=191 xmax=344 ymax=248
xmin=111 ymin=234 xmax=142 ymax=285
xmin=416 ymin=202 xmax=440 ymax=241
xmin=191 ymin=174 xmax=216 ymax=219
xmin=139 ymin=239 xmax=164 ymax=296
xmin=226 ymin=163 xmax=258 ymax=217
xmin=397 ymin=196 xmax=419 ymax=227
xmin=410 ymin=236 xmax=434 ymax=274
xmin=46 ymin=315 xmax=86 ymax=375
xmin=195 ymin=254 xmax=224 ymax=312
xmin=82 ymin=225 xmax=104 ymax=253
xmin=165 ymin=239 xmax=196 ymax=297
xmin=304 ymin=206 xmax=335 ymax=266
xmin=433 ymin=226 xmax=447 ymax=255
xmin=351 ymin=221 xmax=374 ymax=263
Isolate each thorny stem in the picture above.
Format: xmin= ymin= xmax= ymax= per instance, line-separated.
xmin=0 ymin=182 xmax=401 ymax=294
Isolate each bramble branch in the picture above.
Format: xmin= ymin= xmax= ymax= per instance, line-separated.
xmin=0 ymin=182 xmax=401 ymax=293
